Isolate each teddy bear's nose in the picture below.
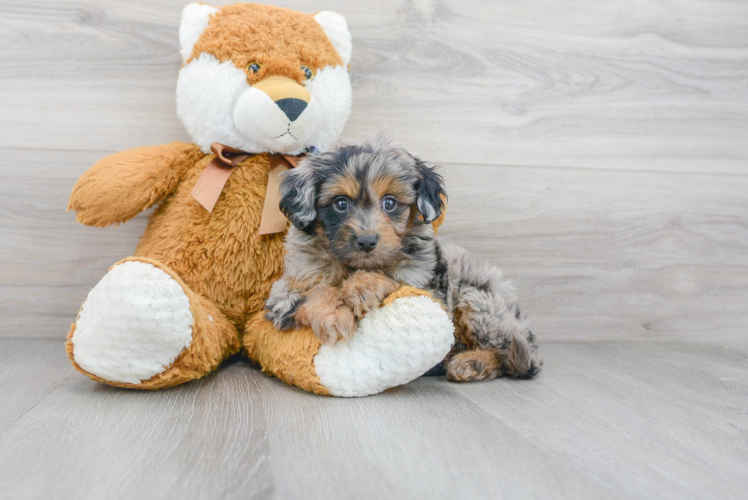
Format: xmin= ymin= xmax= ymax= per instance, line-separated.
xmin=275 ymin=98 xmax=307 ymax=122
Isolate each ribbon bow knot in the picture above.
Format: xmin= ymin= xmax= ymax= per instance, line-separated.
xmin=191 ymin=142 xmax=303 ymax=235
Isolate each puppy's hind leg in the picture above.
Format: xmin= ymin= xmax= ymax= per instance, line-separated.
xmin=446 ymin=349 xmax=501 ymax=382
xmin=446 ymin=297 xmax=541 ymax=381
xmin=438 ymin=243 xmax=542 ymax=381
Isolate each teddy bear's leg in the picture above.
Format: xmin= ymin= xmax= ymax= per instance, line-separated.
xmin=244 ymin=287 xmax=455 ymax=397
xmin=66 ymin=257 xmax=241 ymax=390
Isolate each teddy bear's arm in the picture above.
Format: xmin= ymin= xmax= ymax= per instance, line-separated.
xmin=68 ymin=142 xmax=204 ymax=227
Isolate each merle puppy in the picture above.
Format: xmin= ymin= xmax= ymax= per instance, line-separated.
xmin=265 ymin=136 xmax=541 ymax=381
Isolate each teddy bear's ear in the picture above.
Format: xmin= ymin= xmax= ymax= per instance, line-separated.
xmin=179 ymin=3 xmax=219 ymax=61
xmin=314 ymin=11 xmax=352 ymax=66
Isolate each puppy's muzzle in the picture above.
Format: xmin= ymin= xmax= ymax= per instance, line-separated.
xmin=252 ymin=76 xmax=311 ymax=122
xmin=356 ymin=233 xmax=379 ymax=252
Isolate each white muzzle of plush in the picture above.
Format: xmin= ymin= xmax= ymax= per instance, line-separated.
xmin=232 ymin=87 xmax=320 ymax=152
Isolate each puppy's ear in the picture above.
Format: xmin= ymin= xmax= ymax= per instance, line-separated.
xmin=279 ymin=166 xmax=317 ymax=229
xmin=414 ymin=158 xmax=446 ymax=224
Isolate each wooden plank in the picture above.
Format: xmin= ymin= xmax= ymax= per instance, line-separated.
xmin=0 ymin=338 xmax=73 ymax=431
xmin=0 ymin=0 xmax=746 ymax=172
xmin=448 ymin=341 xmax=748 ymax=500
xmin=1 ymin=339 xmax=746 ymax=499
xmin=2 ymin=149 xmax=747 ymax=341
xmin=1 ymin=1 xmax=746 ymax=340
xmin=0 ymin=340 xmax=275 ymax=500
xmin=437 ymin=164 xmax=748 ymax=342
xmin=252 ymin=369 xmax=620 ymax=500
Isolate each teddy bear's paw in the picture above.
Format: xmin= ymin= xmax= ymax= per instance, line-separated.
xmin=70 ymin=261 xmax=194 ymax=385
xmin=312 ymin=294 xmax=454 ymax=397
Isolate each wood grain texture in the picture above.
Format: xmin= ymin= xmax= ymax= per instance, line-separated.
xmin=1 ymin=0 xmax=747 ymax=342
xmin=437 ymin=164 xmax=748 ymax=342
xmin=2 ymin=2 xmax=747 ymax=499
xmin=0 ymin=0 xmax=747 ymax=172
xmin=1 ymin=338 xmax=747 ymax=499
xmin=2 ymin=149 xmax=747 ymax=341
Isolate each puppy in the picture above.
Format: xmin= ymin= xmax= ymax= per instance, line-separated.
xmin=265 ymin=135 xmax=541 ymax=381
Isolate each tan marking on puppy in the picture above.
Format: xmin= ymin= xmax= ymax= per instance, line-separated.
xmin=375 ymin=215 xmax=406 ymax=251
xmin=446 ymin=349 xmax=502 ymax=382
xmin=340 ymin=271 xmax=400 ymax=319
xmin=453 ymin=304 xmax=479 ymax=349
xmin=319 ymin=173 xmax=360 ymax=204
xmin=295 ymin=285 xmax=356 ymax=344
xmin=371 ymin=176 xmax=415 ymax=205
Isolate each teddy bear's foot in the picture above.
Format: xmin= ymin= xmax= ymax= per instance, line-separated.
xmin=245 ymin=287 xmax=454 ymax=397
xmin=67 ymin=257 xmax=240 ymax=389
xmin=314 ymin=288 xmax=454 ymax=396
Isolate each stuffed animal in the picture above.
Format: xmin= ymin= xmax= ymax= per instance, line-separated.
xmin=65 ymin=3 xmax=454 ymax=397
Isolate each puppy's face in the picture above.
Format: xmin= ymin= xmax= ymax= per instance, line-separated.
xmin=316 ymin=161 xmax=415 ymax=269
xmin=280 ymin=138 xmax=446 ymax=270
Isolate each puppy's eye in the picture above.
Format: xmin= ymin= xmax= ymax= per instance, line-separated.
xmin=247 ymin=62 xmax=261 ymax=74
xmin=301 ymin=66 xmax=314 ymax=80
xmin=333 ymin=197 xmax=350 ymax=213
xmin=382 ymin=196 xmax=398 ymax=212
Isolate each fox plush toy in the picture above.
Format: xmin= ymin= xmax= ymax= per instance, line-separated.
xmin=66 ymin=3 xmax=454 ymax=397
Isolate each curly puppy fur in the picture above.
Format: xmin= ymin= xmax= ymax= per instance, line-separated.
xmin=265 ymin=135 xmax=541 ymax=381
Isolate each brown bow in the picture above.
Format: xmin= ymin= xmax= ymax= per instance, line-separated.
xmin=190 ymin=143 xmax=303 ymax=235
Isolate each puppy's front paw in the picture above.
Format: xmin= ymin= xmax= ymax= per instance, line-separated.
xmin=313 ymin=306 xmax=357 ymax=345
xmin=296 ymin=286 xmax=357 ymax=345
xmin=264 ymin=279 xmax=304 ymax=331
xmin=340 ymin=271 xmax=400 ymax=319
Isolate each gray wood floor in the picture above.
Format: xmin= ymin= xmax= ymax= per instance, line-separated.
xmin=1 ymin=338 xmax=746 ymax=500
xmin=1 ymin=0 xmax=747 ymax=342
xmin=1 ymin=0 xmax=747 ymax=499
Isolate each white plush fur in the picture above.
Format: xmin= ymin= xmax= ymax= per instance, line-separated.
xmin=314 ymin=296 xmax=454 ymax=397
xmin=303 ymin=65 xmax=352 ymax=152
xmin=177 ymin=54 xmax=351 ymax=155
xmin=179 ymin=4 xmax=218 ymax=61
xmin=177 ymin=53 xmax=255 ymax=153
xmin=314 ymin=11 xmax=352 ymax=66
xmin=233 ymin=86 xmax=322 ymax=152
xmin=71 ymin=261 xmax=194 ymax=384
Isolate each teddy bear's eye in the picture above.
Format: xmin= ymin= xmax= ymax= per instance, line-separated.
xmin=247 ymin=62 xmax=261 ymax=74
xmin=301 ymin=66 xmax=314 ymax=80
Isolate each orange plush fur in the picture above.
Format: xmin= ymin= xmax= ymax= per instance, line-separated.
xmin=68 ymin=147 xmax=287 ymax=388
xmin=189 ymin=4 xmax=343 ymax=78
xmin=66 ymin=4 xmax=448 ymax=393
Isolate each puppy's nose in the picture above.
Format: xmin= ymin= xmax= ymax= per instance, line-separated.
xmin=356 ymin=234 xmax=379 ymax=252
xmin=275 ymin=98 xmax=307 ymax=122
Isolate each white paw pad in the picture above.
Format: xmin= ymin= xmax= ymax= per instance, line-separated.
xmin=71 ymin=261 xmax=194 ymax=384
xmin=314 ymin=296 xmax=454 ymax=397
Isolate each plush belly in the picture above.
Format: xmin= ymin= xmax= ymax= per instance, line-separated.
xmin=135 ymin=153 xmax=286 ymax=328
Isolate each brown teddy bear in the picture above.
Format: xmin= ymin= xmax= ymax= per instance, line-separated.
xmin=65 ymin=3 xmax=454 ymax=397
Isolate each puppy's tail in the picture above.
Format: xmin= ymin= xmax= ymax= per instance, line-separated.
xmin=502 ymin=333 xmax=542 ymax=379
